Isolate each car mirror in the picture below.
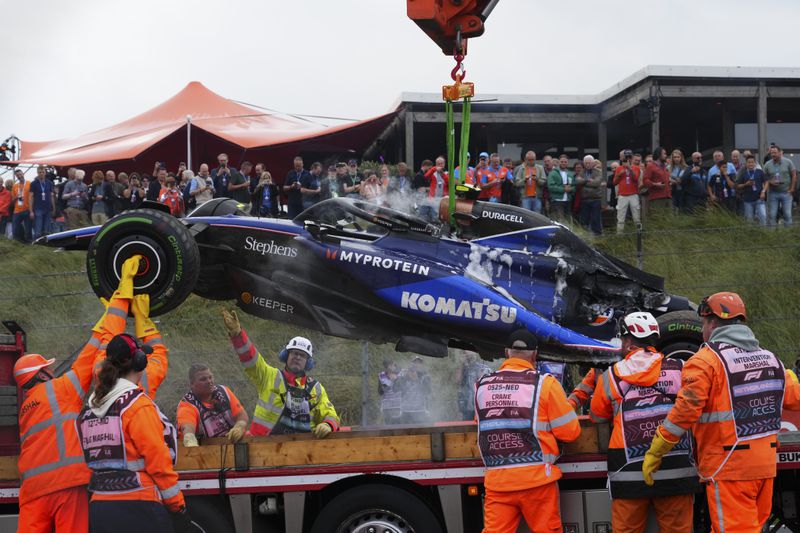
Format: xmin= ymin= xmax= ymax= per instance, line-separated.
xmin=304 ymin=220 xmax=322 ymax=240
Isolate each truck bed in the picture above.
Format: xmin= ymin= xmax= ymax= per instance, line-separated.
xmin=0 ymin=417 xmax=798 ymax=501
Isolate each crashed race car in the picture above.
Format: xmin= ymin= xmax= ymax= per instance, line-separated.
xmin=38 ymin=196 xmax=702 ymax=364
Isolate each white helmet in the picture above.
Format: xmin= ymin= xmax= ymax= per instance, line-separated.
xmin=618 ymin=312 xmax=660 ymax=339
xmin=285 ymin=336 xmax=313 ymax=358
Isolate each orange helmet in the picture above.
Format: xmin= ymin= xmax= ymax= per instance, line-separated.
xmin=698 ymin=292 xmax=747 ymax=321
xmin=13 ymin=354 xmax=55 ymax=388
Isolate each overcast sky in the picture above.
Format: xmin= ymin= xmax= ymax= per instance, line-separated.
xmin=3 ymin=0 xmax=800 ymax=141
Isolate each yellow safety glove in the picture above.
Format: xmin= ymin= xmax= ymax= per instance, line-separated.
xmin=113 ymin=255 xmax=143 ymax=300
xmin=312 ymin=423 xmax=332 ymax=439
xmin=221 ymin=308 xmax=241 ymax=337
xmin=183 ymin=433 xmax=199 ymax=448
xmin=131 ymin=294 xmax=157 ymax=338
xmin=91 ymin=297 xmax=111 ymax=333
xmin=226 ymin=420 xmax=247 ymax=443
xmin=643 ymin=427 xmax=679 ymax=486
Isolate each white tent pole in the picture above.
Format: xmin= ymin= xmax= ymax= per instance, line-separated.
xmin=186 ymin=115 xmax=192 ymax=171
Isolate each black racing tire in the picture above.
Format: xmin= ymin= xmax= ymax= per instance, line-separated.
xmin=656 ymin=310 xmax=703 ymax=360
xmin=185 ymin=496 xmax=235 ymax=533
xmin=311 ymin=484 xmax=443 ymax=533
xmin=86 ymin=209 xmax=200 ymax=317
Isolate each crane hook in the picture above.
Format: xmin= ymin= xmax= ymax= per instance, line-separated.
xmin=451 ymin=53 xmax=466 ymax=81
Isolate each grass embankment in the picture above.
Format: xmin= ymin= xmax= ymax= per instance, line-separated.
xmin=590 ymin=209 xmax=800 ymax=363
xmin=1 ymin=210 xmax=797 ymax=425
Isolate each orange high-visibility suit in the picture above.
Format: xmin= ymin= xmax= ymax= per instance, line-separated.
xmin=567 ymin=367 xmax=596 ymax=410
xmin=658 ymin=325 xmax=800 ymax=533
xmin=476 ymin=357 xmax=581 ymax=533
xmin=16 ymin=296 xmax=129 ymax=533
xmin=591 ymin=347 xmax=699 ymax=533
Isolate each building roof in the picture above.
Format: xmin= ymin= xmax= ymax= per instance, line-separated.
xmin=397 ymin=65 xmax=800 ymax=108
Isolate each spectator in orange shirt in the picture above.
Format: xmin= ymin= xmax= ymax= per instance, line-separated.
xmin=11 ymin=169 xmax=31 ymax=242
xmin=159 ymin=175 xmax=185 ymax=217
xmin=513 ymin=151 xmax=546 ymax=214
xmin=177 ymin=363 xmax=248 ymax=447
xmin=613 ymin=150 xmax=642 ymax=233
xmin=477 ymin=153 xmax=508 ymax=202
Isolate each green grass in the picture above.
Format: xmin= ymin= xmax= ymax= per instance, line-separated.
xmin=1 ymin=210 xmax=798 ymax=425
xmin=587 ymin=208 xmax=800 ymax=365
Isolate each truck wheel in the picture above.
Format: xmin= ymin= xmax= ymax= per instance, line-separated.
xmin=86 ymin=209 xmax=200 ymax=317
xmin=311 ymin=484 xmax=443 ymax=533
xmin=186 ymin=496 xmax=235 ymax=533
xmin=656 ymin=310 xmax=703 ymax=360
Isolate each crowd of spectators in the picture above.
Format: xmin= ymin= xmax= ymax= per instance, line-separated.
xmin=2 ymin=144 xmax=796 ymax=243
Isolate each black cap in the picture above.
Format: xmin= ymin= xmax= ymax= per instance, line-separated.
xmin=507 ymin=330 xmax=538 ymax=350
xmin=107 ymin=333 xmax=152 ymax=364
xmin=623 ymin=149 xmax=633 ymax=158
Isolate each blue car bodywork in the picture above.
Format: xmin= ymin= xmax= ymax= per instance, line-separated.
xmin=39 ymin=198 xmax=692 ymax=363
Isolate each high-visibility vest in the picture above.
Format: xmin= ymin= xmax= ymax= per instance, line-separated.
xmin=476 ymin=368 xmax=549 ymax=469
xmin=707 ymin=342 xmax=784 ymax=442
xmin=17 ymin=295 xmax=129 ymax=505
xmin=77 ymin=388 xmax=183 ymax=510
xmin=231 ymin=329 xmax=340 ymax=436
xmin=180 ymin=385 xmax=235 ymax=438
xmin=17 ymin=363 xmax=92 ymax=504
xmin=661 ymin=336 xmax=793 ymax=481
xmin=475 ymin=358 xmax=580 ymax=491
xmin=601 ymin=352 xmax=699 ymax=498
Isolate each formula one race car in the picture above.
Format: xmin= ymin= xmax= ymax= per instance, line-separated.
xmin=39 ymin=197 xmax=702 ymax=363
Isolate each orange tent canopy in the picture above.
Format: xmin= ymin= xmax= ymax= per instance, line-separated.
xmin=13 ymin=82 xmax=396 ymax=171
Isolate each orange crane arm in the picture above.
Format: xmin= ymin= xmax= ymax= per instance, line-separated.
xmin=407 ymin=0 xmax=499 ymax=55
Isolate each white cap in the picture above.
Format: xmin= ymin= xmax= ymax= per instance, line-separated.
xmin=285 ymin=336 xmax=313 ymax=358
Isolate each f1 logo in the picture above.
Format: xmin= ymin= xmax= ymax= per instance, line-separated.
xmin=484 ymin=408 xmax=505 ymax=417
xmin=635 ymin=396 xmax=657 ymax=407
xmin=743 ymin=370 xmax=763 ymax=382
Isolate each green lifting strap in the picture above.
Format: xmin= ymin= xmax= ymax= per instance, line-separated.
xmin=445 ymin=97 xmax=472 ymax=227
xmin=459 ymin=97 xmax=472 ymax=185
xmin=445 ymin=99 xmax=455 ymax=225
